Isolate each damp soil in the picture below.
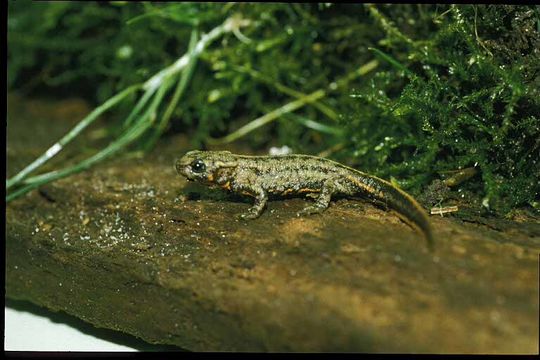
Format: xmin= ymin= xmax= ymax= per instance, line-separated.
xmin=5 ymin=94 xmax=539 ymax=353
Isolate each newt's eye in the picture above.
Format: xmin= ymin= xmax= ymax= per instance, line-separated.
xmin=190 ymin=159 xmax=206 ymax=173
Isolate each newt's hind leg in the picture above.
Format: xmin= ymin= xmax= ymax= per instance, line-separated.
xmin=297 ymin=179 xmax=336 ymax=216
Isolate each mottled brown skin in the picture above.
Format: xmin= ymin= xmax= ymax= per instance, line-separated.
xmin=176 ymin=150 xmax=434 ymax=249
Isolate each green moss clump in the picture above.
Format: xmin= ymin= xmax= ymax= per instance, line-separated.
xmin=341 ymin=5 xmax=539 ymax=213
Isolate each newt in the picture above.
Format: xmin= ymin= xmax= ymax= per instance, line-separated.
xmin=176 ymin=150 xmax=434 ymax=249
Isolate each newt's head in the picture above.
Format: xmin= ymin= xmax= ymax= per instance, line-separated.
xmin=176 ymin=150 xmax=237 ymax=184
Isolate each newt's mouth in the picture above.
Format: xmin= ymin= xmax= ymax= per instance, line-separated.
xmin=175 ymin=166 xmax=194 ymax=182
xmin=181 ymin=168 xmax=196 ymax=181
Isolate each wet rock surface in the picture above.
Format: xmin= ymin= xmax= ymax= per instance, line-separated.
xmin=6 ymin=95 xmax=540 ymax=353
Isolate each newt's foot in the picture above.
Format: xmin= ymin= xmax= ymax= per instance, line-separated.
xmin=297 ymin=205 xmax=326 ymax=216
xmin=238 ymin=209 xmax=262 ymax=220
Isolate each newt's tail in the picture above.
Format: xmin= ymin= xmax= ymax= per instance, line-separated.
xmin=350 ymin=172 xmax=434 ymax=250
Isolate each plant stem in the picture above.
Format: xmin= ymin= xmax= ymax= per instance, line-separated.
xmin=143 ymin=15 xmax=248 ymax=93
xmin=208 ymin=90 xmax=326 ymax=145
xmin=208 ymin=59 xmax=378 ymax=145
xmin=18 ymin=80 xmax=171 ymax=189
xmin=231 ymin=65 xmax=338 ymax=121
xmin=123 ymin=86 xmax=157 ymax=128
xmin=6 ymin=84 xmax=141 ymax=190
xmin=284 ymin=113 xmax=343 ymax=135
xmin=365 ymin=4 xmax=415 ymax=46
xmin=369 ymin=47 xmax=415 ymax=78
xmin=143 ymin=28 xmax=200 ymax=150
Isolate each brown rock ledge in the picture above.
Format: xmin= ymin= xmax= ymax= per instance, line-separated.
xmin=6 ymin=95 xmax=539 ymax=352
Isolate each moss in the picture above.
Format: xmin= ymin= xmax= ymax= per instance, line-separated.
xmin=341 ymin=5 xmax=539 ymax=214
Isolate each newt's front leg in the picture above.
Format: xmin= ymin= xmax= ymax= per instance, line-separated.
xmin=239 ymin=185 xmax=268 ymax=220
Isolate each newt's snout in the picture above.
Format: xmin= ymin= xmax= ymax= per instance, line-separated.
xmin=175 ymin=158 xmax=194 ymax=181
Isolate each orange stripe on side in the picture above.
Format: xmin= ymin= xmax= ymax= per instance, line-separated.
xmin=298 ymin=188 xmax=319 ymax=194
xmin=281 ymin=189 xmax=294 ymax=196
xmin=345 ymin=175 xmax=384 ymax=198
xmin=221 ymin=181 xmax=231 ymax=191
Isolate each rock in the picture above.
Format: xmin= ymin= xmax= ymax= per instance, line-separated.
xmin=6 ymin=95 xmax=539 ymax=352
